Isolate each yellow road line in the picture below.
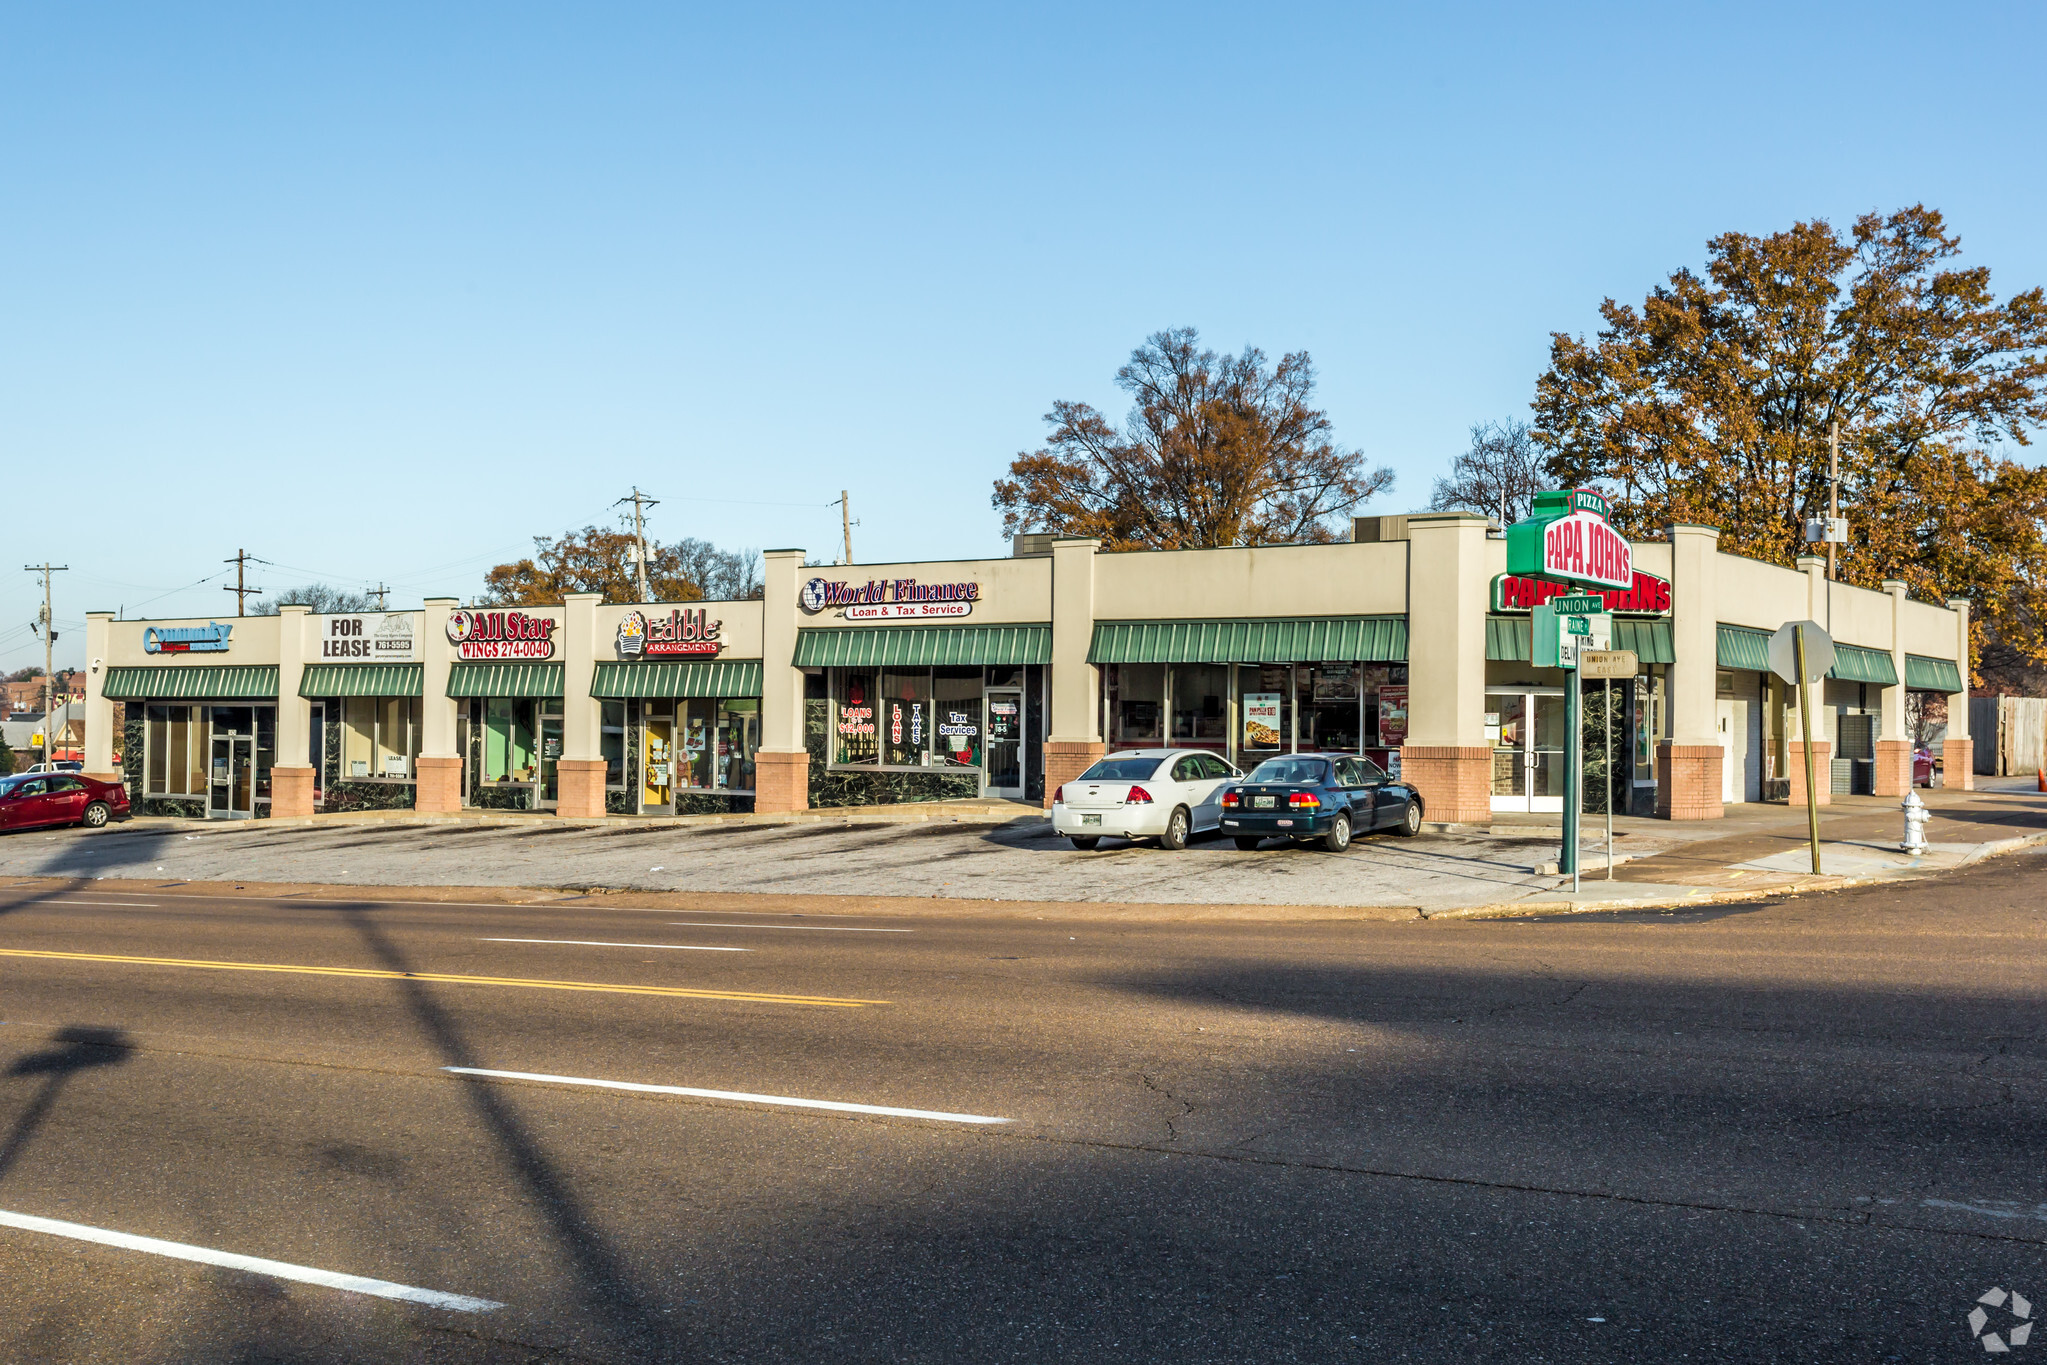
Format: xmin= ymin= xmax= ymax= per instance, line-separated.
xmin=0 ymin=948 xmax=886 ymax=1007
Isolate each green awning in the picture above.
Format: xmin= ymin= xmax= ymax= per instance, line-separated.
xmin=1486 ymin=616 xmax=1531 ymax=661
xmin=795 ymin=625 xmax=1050 ymax=668
xmin=1829 ymin=643 xmax=1898 ymax=686
xmin=591 ymin=660 xmax=763 ymax=698
xmin=1612 ymin=619 xmax=1674 ymax=664
xmin=103 ymin=665 xmax=278 ymax=700
xmin=1717 ymin=624 xmax=1773 ymax=672
xmin=1905 ymin=654 xmax=1965 ymax=692
xmin=446 ymin=662 xmax=564 ymax=698
xmin=1487 ymin=616 xmax=1670 ymax=664
xmin=299 ymin=664 xmax=424 ymax=698
xmin=1088 ymin=617 xmax=1406 ymax=664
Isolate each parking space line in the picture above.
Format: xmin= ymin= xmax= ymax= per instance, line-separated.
xmin=482 ymin=938 xmax=749 ymax=952
xmin=3 ymin=899 xmax=161 ymax=908
xmin=445 ymin=1067 xmax=1009 ymax=1123
xmin=0 ymin=948 xmax=887 ymax=1007
xmin=0 ymin=1208 xmax=503 ymax=1312
xmin=667 ymin=922 xmax=914 ymax=933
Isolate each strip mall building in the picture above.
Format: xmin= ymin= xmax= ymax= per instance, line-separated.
xmin=80 ymin=516 xmax=1974 ymax=824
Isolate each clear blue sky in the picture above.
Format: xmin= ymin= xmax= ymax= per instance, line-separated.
xmin=4 ymin=2 xmax=2043 ymax=673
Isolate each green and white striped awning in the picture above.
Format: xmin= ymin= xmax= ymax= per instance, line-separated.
xmin=795 ymin=625 xmax=1050 ymax=668
xmin=1905 ymin=654 xmax=1965 ymax=692
xmin=103 ymin=665 xmax=279 ymax=700
xmin=445 ymin=662 xmax=564 ymax=698
xmin=1089 ymin=617 xmax=1407 ymax=664
xmin=299 ymin=664 xmax=424 ymax=698
xmin=1716 ymin=624 xmax=1773 ymax=672
xmin=591 ymin=660 xmax=763 ymax=698
xmin=1828 ymin=643 xmax=1898 ymax=686
xmin=1488 ymin=617 xmax=1672 ymax=664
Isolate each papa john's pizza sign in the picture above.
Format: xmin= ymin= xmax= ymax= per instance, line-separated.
xmin=446 ymin=609 xmax=556 ymax=660
xmin=1506 ymin=488 xmax=1633 ymax=592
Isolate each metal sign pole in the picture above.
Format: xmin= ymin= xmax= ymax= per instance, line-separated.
xmin=1605 ymin=676 xmax=1614 ymax=880
xmin=1795 ymin=625 xmax=1822 ymax=875
xmin=1566 ymin=667 xmax=1581 ymax=892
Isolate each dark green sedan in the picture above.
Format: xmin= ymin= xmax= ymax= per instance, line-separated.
xmin=1219 ymin=753 xmax=1424 ymax=852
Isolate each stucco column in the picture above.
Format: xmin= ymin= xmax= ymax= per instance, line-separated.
xmin=1044 ymin=537 xmax=1103 ymax=807
xmin=270 ymin=605 xmax=316 ymax=817
xmin=555 ymin=592 xmax=606 ymax=818
xmin=1872 ymin=579 xmax=1911 ymax=796
xmin=755 ymin=548 xmax=810 ymax=813
xmin=1943 ymin=597 xmax=1973 ymax=790
xmin=415 ymin=597 xmax=463 ymax=813
xmin=1797 ymin=555 xmax=1827 ymax=629
xmin=1399 ymin=513 xmax=1490 ymax=825
xmin=83 ymin=612 xmax=117 ymax=782
xmin=1656 ymin=524 xmax=1723 ymax=819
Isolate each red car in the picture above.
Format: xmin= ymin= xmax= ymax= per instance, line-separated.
xmin=0 ymin=771 xmax=130 ymax=831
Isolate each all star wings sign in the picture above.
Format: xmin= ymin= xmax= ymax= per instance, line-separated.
xmin=1505 ymin=488 xmax=1633 ymax=592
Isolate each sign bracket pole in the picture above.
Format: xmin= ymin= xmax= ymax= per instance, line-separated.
xmin=1795 ymin=625 xmax=1822 ymax=874
xmin=1605 ymin=676 xmax=1614 ymax=880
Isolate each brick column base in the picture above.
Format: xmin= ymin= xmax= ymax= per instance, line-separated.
xmin=415 ymin=755 xmax=463 ymax=813
xmin=1655 ymin=743 xmax=1725 ymax=820
xmin=1941 ymin=738 xmax=1974 ymax=791
xmin=1043 ymin=741 xmax=1106 ymax=809
xmin=1873 ymin=739 xmax=1913 ymax=796
xmin=270 ymin=764 xmax=316 ymax=818
xmin=1397 ymin=745 xmax=1492 ymax=825
xmin=555 ymin=758 xmax=608 ymax=818
xmin=84 ymin=772 xmax=122 ymax=787
xmin=754 ymin=749 xmax=810 ymax=813
xmin=1787 ymin=740 xmax=1832 ymax=806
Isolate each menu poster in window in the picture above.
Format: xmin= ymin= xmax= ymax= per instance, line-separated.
xmin=1243 ymin=693 xmax=1282 ymax=748
xmin=1377 ymin=686 xmax=1409 ymax=746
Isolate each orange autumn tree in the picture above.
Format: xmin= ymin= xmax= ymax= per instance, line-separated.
xmin=1533 ymin=205 xmax=2047 ymax=682
xmin=992 ymin=328 xmax=1394 ymax=549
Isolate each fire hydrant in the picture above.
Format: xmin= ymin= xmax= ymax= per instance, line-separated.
xmin=1900 ymin=790 xmax=1930 ymax=855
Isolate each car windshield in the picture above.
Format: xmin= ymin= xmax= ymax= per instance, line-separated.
xmin=1248 ymin=758 xmax=1330 ymax=786
xmin=1077 ymin=757 xmax=1166 ymax=781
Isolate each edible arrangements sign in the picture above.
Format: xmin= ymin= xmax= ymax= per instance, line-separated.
xmin=446 ymin=609 xmax=557 ymax=660
xmin=1506 ymin=489 xmax=1633 ymax=591
xmin=617 ymin=607 xmax=722 ymax=658
xmin=800 ymin=576 xmax=980 ymax=620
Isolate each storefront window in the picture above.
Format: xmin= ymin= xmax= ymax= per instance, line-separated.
xmin=602 ymin=702 xmax=626 ymax=788
xmin=1110 ymin=664 xmax=1165 ymax=747
xmin=880 ymin=668 xmax=931 ymax=767
xmin=834 ymin=671 xmax=879 ymax=765
xmin=1632 ymin=671 xmax=1666 ymax=783
xmin=1237 ymin=665 xmax=1292 ymax=757
xmin=716 ymin=699 xmax=758 ymax=790
xmin=484 ymin=699 xmax=537 ymax=784
xmin=339 ymin=697 xmax=419 ymax=779
xmin=683 ymin=700 xmax=713 ymax=788
xmin=933 ymin=670 xmax=982 ymax=769
xmin=1169 ymin=664 xmax=1228 ymax=747
xmin=1299 ymin=665 xmax=1360 ymax=753
xmin=145 ymin=704 xmax=209 ymax=796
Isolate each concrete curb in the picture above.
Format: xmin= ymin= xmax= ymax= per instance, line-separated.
xmin=128 ymin=804 xmax=1050 ymax=835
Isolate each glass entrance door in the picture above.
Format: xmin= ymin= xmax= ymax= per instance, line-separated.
xmin=538 ymin=710 xmax=563 ymax=808
xmin=1488 ymin=689 xmax=1566 ymax=813
xmin=642 ymin=708 xmax=674 ymax=813
xmin=985 ymin=689 xmax=1023 ymax=797
xmin=208 ymin=732 xmax=255 ymax=819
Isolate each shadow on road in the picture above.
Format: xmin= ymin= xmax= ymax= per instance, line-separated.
xmin=0 ymin=1026 xmax=134 ymax=1182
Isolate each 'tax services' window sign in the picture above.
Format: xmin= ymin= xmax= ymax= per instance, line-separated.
xmin=446 ymin=609 xmax=556 ymax=660
xmin=144 ymin=622 xmax=233 ymax=654
xmin=616 ymin=607 xmax=723 ymax=658
xmin=321 ymin=613 xmax=419 ymax=661
xmin=800 ymin=577 xmax=980 ymax=620
xmin=1505 ymin=489 xmax=1633 ymax=592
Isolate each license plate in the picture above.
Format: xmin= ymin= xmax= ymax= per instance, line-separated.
xmin=1253 ymin=795 xmax=1276 ymax=809
xmin=1276 ymin=819 xmax=1293 ymax=828
xmin=1081 ymin=813 xmax=1102 ymax=826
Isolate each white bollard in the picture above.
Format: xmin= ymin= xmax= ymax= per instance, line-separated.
xmin=1900 ymin=790 xmax=1930 ymax=855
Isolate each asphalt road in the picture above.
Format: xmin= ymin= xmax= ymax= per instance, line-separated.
xmin=0 ymin=851 xmax=2042 ymax=1362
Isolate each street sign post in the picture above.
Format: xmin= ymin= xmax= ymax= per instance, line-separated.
xmin=1769 ymin=621 xmax=1834 ymax=875
xmin=1577 ymin=650 xmax=1637 ymax=880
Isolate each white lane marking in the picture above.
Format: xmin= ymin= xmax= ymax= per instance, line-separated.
xmin=0 ymin=1208 xmax=503 ymax=1312
xmin=480 ymin=938 xmax=749 ymax=953
xmin=445 ymin=1067 xmax=1008 ymax=1124
xmin=7 ymin=899 xmax=162 ymax=907
xmin=666 ymin=922 xmax=913 ymax=933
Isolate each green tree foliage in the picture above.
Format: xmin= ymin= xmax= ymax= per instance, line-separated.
xmin=482 ymin=527 xmax=762 ymax=606
xmin=1533 ymin=206 xmax=2047 ymax=680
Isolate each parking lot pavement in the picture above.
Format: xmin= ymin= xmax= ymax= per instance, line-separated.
xmin=0 ymin=815 xmax=1611 ymax=913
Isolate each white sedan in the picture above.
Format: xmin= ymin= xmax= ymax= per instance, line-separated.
xmin=1051 ymin=748 xmax=1243 ymax=851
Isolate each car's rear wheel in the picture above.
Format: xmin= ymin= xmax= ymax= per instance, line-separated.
xmin=1160 ymin=807 xmax=1190 ymax=852
xmin=81 ymin=801 xmax=110 ymax=829
xmin=1068 ymin=836 xmax=1100 ymax=851
xmin=1395 ymin=799 xmax=1422 ymax=837
xmin=1233 ymin=835 xmax=1262 ymax=850
xmin=1323 ymin=813 xmax=1352 ymax=853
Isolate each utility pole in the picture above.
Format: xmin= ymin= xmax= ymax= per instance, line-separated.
xmin=836 ymin=489 xmax=855 ymax=565
xmin=1826 ymin=422 xmax=1840 ymax=582
xmin=223 ymin=549 xmax=262 ymax=616
xmin=23 ymin=563 xmax=68 ymax=759
xmin=615 ymin=488 xmax=659 ymax=602
xmin=370 ymin=583 xmax=391 ymax=611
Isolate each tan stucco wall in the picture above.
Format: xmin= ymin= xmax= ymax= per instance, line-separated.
xmin=103 ymin=613 xmax=281 ymax=667
xmin=1094 ymin=542 xmax=1407 ymax=620
xmin=1898 ymin=599 xmax=1958 ymax=659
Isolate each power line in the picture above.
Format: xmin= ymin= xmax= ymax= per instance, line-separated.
xmin=223 ymin=550 xmax=263 ymax=617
